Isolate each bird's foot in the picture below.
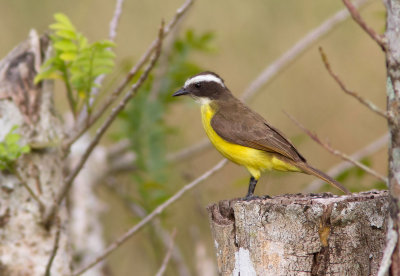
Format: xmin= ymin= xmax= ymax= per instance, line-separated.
xmin=242 ymin=194 xmax=258 ymax=201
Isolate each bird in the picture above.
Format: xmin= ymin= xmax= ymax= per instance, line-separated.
xmin=173 ymin=71 xmax=350 ymax=199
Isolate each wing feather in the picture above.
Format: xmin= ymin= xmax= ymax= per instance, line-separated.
xmin=211 ymin=100 xmax=306 ymax=162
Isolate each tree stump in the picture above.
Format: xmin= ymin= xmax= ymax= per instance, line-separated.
xmin=207 ymin=190 xmax=389 ymax=276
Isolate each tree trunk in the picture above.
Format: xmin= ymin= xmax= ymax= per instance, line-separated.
xmin=208 ymin=191 xmax=389 ymax=276
xmin=0 ymin=31 xmax=71 ymax=275
xmin=385 ymin=0 xmax=400 ymax=273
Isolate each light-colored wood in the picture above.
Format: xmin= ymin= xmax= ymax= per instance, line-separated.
xmin=208 ymin=191 xmax=389 ymax=276
xmin=0 ymin=31 xmax=70 ymax=276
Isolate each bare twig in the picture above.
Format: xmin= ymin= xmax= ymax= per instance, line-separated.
xmin=241 ymin=0 xmax=370 ymax=101
xmin=155 ymin=229 xmax=177 ymax=276
xmin=303 ymin=133 xmax=389 ymax=193
xmin=15 ymin=170 xmax=45 ymax=212
xmin=43 ymin=22 xmax=165 ymax=227
xmin=44 ymin=219 xmax=61 ymax=276
xmin=285 ymin=112 xmax=387 ymax=183
xmin=342 ymin=0 xmax=387 ymax=51
xmin=64 ymin=0 xmax=194 ymax=151
xmin=108 ymin=0 xmax=124 ymax=42
xmin=72 ymin=158 xmax=227 ymax=276
xmin=107 ymin=152 xmax=137 ymax=175
xmin=319 ymin=47 xmax=391 ymax=121
xmin=107 ymin=139 xmax=131 ymax=159
xmin=166 ymin=138 xmax=211 ymax=163
xmin=149 ymin=20 xmax=182 ymax=101
xmin=85 ymin=0 xmax=125 ymax=110
xmin=105 ymin=180 xmax=191 ymax=276
xmin=378 ymin=217 xmax=398 ymax=276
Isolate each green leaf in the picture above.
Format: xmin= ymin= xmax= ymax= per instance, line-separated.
xmin=92 ymin=67 xmax=113 ymax=76
xmin=55 ymin=30 xmax=77 ymax=40
xmin=0 ymin=125 xmax=30 ymax=172
xmin=54 ymin=13 xmax=75 ymax=30
xmin=21 ymin=145 xmax=30 ymax=154
xmin=54 ymin=40 xmax=78 ymax=52
xmin=60 ymin=52 xmax=77 ymax=61
xmin=49 ymin=22 xmax=74 ymax=32
xmin=94 ymin=40 xmax=116 ymax=48
xmin=92 ymin=59 xmax=114 ymax=67
xmin=5 ymin=133 xmax=20 ymax=145
xmin=34 ymin=69 xmax=63 ymax=84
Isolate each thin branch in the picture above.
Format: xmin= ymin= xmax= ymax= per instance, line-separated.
xmin=86 ymin=0 xmax=125 ymax=109
xmin=303 ymin=133 xmax=389 ymax=193
xmin=149 ymin=21 xmax=182 ymax=101
xmin=72 ymin=158 xmax=227 ymax=276
xmin=166 ymin=138 xmax=211 ymax=163
xmin=15 ymin=169 xmax=45 ymax=212
xmin=43 ymin=22 xmax=165 ymax=227
xmin=378 ymin=217 xmax=399 ymax=276
xmin=105 ymin=180 xmax=191 ymax=276
xmin=241 ymin=0 xmax=370 ymax=101
xmin=319 ymin=47 xmax=392 ymax=121
xmin=285 ymin=112 xmax=387 ymax=183
xmin=108 ymin=0 xmax=124 ymax=42
xmin=155 ymin=229 xmax=177 ymax=276
xmin=44 ymin=219 xmax=61 ymax=276
xmin=107 ymin=152 xmax=137 ymax=175
xmin=342 ymin=0 xmax=387 ymax=51
xmin=63 ymin=0 xmax=194 ymax=151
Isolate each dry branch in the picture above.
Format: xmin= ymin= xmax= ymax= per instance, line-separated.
xmin=286 ymin=112 xmax=387 ymax=183
xmin=155 ymin=229 xmax=177 ymax=276
xmin=319 ymin=47 xmax=391 ymax=121
xmin=15 ymin=169 xmax=45 ymax=212
xmin=85 ymin=0 xmax=125 ymax=111
xmin=303 ymin=133 xmax=389 ymax=193
xmin=44 ymin=219 xmax=61 ymax=276
xmin=73 ymin=159 xmax=227 ymax=275
xmin=342 ymin=0 xmax=387 ymax=51
xmin=105 ymin=181 xmax=191 ymax=276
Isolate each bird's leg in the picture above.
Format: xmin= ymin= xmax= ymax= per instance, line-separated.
xmin=245 ymin=176 xmax=258 ymax=200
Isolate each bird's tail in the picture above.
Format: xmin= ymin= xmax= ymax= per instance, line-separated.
xmin=296 ymin=162 xmax=350 ymax=195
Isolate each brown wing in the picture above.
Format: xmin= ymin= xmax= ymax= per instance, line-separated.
xmin=211 ymin=99 xmax=306 ymax=162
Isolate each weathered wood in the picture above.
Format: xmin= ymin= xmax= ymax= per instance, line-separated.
xmin=384 ymin=0 xmax=400 ymax=272
xmin=0 ymin=31 xmax=70 ymax=275
xmin=208 ymin=191 xmax=389 ymax=276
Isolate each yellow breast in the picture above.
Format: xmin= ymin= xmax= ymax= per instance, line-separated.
xmin=200 ymin=103 xmax=300 ymax=179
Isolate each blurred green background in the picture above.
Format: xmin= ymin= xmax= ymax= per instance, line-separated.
xmin=0 ymin=0 xmax=388 ymax=275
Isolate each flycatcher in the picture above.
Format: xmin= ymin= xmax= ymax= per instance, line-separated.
xmin=173 ymin=71 xmax=350 ymax=198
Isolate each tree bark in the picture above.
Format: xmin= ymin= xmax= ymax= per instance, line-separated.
xmin=385 ymin=0 xmax=400 ymax=273
xmin=208 ymin=191 xmax=389 ymax=276
xmin=0 ymin=31 xmax=71 ymax=275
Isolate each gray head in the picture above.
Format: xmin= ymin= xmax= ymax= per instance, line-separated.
xmin=173 ymin=71 xmax=229 ymax=103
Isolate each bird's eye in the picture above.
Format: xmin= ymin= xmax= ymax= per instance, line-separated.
xmin=194 ymin=83 xmax=201 ymax=88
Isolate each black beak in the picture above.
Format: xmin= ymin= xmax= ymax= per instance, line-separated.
xmin=173 ymin=88 xmax=189 ymax=97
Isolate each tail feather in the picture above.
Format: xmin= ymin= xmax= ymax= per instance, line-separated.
xmin=296 ymin=162 xmax=350 ymax=195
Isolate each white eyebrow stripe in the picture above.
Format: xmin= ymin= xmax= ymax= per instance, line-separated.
xmin=184 ymin=74 xmax=225 ymax=88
